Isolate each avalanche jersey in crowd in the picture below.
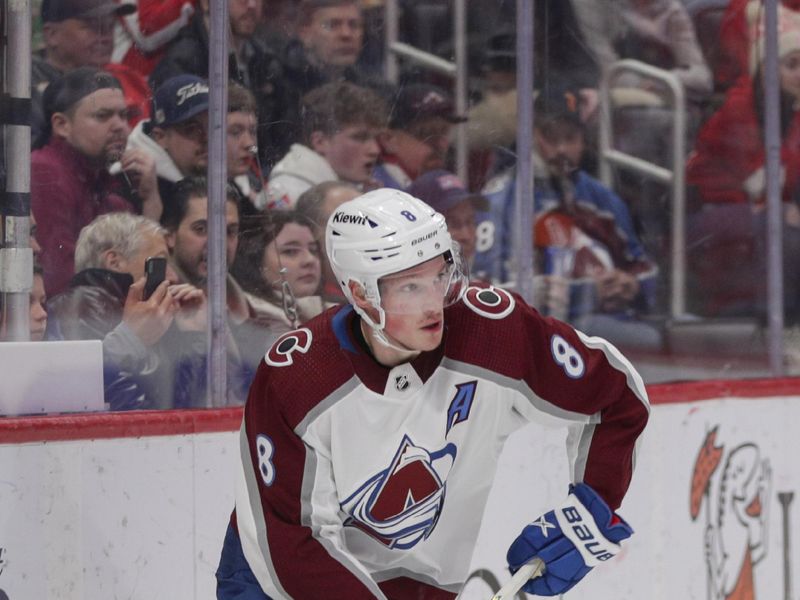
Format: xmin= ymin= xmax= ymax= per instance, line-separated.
xmin=473 ymin=167 xmax=658 ymax=317
xmin=231 ymin=285 xmax=649 ymax=599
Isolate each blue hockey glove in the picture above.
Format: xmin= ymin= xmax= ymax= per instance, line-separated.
xmin=506 ymin=483 xmax=633 ymax=596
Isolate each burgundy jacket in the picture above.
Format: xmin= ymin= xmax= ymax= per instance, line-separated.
xmin=31 ymin=136 xmax=134 ymax=295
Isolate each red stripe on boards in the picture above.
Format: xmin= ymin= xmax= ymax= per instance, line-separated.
xmin=646 ymin=377 xmax=800 ymax=404
xmin=0 ymin=407 xmax=243 ymax=444
xmin=1 ymin=377 xmax=799 ymax=443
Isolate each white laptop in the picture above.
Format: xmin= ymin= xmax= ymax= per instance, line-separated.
xmin=0 ymin=340 xmax=104 ymax=416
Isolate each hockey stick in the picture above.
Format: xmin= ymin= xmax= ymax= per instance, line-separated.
xmin=490 ymin=558 xmax=545 ymax=600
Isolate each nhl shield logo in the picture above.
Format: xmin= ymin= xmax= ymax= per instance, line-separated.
xmin=340 ymin=435 xmax=457 ymax=550
xmin=395 ymin=375 xmax=410 ymax=391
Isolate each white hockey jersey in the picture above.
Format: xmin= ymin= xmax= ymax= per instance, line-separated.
xmin=232 ymin=285 xmax=649 ymax=599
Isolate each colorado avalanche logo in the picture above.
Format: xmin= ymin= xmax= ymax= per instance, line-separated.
xmin=265 ymin=328 xmax=312 ymax=367
xmin=463 ymin=285 xmax=515 ymax=319
xmin=341 ymin=435 xmax=457 ymax=550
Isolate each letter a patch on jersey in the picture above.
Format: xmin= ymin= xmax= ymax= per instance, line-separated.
xmin=446 ymin=381 xmax=477 ymax=436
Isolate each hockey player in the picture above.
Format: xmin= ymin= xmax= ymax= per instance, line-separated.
xmin=216 ymin=188 xmax=649 ymax=598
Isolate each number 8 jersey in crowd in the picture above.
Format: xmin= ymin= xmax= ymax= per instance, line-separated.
xmin=224 ymin=284 xmax=649 ymax=599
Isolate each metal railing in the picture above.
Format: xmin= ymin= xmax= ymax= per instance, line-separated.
xmin=598 ymin=59 xmax=687 ymax=318
xmin=384 ymin=0 xmax=468 ymax=181
xmin=1 ymin=0 xmax=33 ymax=341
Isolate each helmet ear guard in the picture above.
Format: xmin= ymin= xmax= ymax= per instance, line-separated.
xmin=346 ymin=278 xmax=387 ymax=331
xmin=326 ymin=189 xmax=470 ymax=331
xmin=441 ymin=243 xmax=470 ymax=306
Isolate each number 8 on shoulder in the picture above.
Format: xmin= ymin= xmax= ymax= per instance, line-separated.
xmin=490 ymin=558 xmax=545 ymax=600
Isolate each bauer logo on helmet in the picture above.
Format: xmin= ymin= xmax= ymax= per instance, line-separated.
xmin=411 ymin=230 xmax=438 ymax=246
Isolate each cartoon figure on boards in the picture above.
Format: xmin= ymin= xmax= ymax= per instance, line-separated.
xmin=691 ymin=428 xmax=771 ymax=600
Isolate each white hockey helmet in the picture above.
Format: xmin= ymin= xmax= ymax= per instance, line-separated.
xmin=326 ymin=188 xmax=468 ymax=330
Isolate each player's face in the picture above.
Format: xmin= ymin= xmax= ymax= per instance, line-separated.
xmin=167 ymin=196 xmax=240 ymax=286
xmin=261 ymin=223 xmax=322 ymax=298
xmin=534 ymin=121 xmax=584 ymax=178
xmin=314 ymin=125 xmax=380 ymax=184
xmin=378 ymin=256 xmax=449 ymax=352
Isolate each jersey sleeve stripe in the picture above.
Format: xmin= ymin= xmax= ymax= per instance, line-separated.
xmin=567 ymin=422 xmax=597 ymax=483
xmin=575 ymin=330 xmax=650 ymax=412
xmin=298 ymin=442 xmax=317 ymax=527
xmin=440 ymin=357 xmax=599 ymax=424
xmin=235 ymin=420 xmax=292 ymax=600
xmin=574 ymin=330 xmax=650 ymax=505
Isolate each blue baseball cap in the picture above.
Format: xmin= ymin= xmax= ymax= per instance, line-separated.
xmin=151 ymin=75 xmax=209 ymax=129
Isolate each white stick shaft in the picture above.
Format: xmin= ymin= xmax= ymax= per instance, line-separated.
xmin=490 ymin=558 xmax=545 ymax=600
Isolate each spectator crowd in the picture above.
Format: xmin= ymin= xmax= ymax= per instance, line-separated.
xmin=2 ymin=0 xmax=798 ymax=411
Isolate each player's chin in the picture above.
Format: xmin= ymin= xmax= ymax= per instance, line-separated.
xmin=417 ymin=336 xmax=443 ymax=352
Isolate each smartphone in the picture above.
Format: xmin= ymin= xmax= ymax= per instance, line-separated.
xmin=143 ymin=257 xmax=167 ymax=300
